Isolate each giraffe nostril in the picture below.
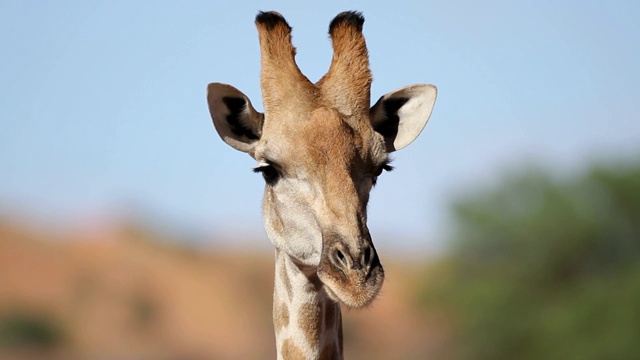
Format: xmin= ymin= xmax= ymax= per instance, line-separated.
xmin=331 ymin=247 xmax=350 ymax=271
xmin=363 ymin=246 xmax=372 ymax=267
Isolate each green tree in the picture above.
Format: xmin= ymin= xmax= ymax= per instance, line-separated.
xmin=425 ymin=160 xmax=640 ymax=360
xmin=0 ymin=312 xmax=64 ymax=350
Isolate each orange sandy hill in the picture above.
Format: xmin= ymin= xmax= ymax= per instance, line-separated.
xmin=0 ymin=219 xmax=449 ymax=360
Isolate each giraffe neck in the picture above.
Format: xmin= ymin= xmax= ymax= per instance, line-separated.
xmin=273 ymin=249 xmax=343 ymax=360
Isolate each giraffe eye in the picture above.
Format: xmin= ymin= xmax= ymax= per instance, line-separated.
xmin=253 ymin=164 xmax=280 ymax=184
xmin=372 ymin=162 xmax=394 ymax=186
xmin=375 ymin=163 xmax=394 ymax=176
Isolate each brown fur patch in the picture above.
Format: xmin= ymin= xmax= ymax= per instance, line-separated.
xmin=274 ymin=301 xmax=289 ymax=330
xmin=298 ymin=301 xmax=321 ymax=346
xmin=281 ymin=339 xmax=306 ymax=360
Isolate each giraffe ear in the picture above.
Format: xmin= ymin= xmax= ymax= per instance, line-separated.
xmin=370 ymin=84 xmax=437 ymax=152
xmin=207 ymin=82 xmax=264 ymax=153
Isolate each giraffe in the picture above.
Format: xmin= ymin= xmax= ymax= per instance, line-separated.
xmin=206 ymin=11 xmax=437 ymax=359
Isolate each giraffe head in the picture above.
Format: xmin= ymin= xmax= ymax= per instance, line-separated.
xmin=207 ymin=11 xmax=436 ymax=308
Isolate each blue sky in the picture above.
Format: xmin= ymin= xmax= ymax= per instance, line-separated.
xmin=1 ymin=1 xmax=639 ymax=251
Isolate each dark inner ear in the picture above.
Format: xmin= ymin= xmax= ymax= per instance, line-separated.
xmin=372 ymin=97 xmax=409 ymax=150
xmin=222 ymin=96 xmax=260 ymax=140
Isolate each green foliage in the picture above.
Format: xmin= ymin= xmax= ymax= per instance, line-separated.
xmin=0 ymin=311 xmax=64 ymax=350
xmin=424 ymin=160 xmax=640 ymax=360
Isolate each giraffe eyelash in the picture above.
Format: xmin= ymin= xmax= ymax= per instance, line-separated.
xmin=377 ymin=160 xmax=394 ymax=174
xmin=253 ymin=163 xmax=280 ymax=183
xmin=372 ymin=161 xmax=393 ymax=186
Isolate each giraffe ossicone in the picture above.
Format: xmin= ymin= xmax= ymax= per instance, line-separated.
xmin=207 ymin=10 xmax=437 ymax=360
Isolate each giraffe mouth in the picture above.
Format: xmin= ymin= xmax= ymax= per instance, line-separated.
xmin=317 ymin=260 xmax=385 ymax=308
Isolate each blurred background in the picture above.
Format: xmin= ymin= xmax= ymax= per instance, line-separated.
xmin=1 ymin=1 xmax=639 ymax=359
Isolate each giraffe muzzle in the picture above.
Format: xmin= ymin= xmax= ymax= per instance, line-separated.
xmin=317 ymin=239 xmax=385 ymax=308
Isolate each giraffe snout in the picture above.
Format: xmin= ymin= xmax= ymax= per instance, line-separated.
xmin=319 ymin=237 xmax=385 ymax=308
xmin=328 ymin=242 xmax=380 ymax=275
